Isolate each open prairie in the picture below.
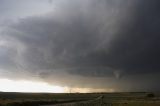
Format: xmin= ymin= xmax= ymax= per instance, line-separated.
xmin=0 ymin=92 xmax=160 ymax=106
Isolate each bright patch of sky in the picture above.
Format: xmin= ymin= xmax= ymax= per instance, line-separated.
xmin=0 ymin=0 xmax=55 ymax=22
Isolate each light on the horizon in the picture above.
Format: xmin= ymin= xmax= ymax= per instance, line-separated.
xmin=0 ymin=79 xmax=114 ymax=93
xmin=0 ymin=79 xmax=64 ymax=93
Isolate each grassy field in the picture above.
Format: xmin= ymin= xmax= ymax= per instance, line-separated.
xmin=0 ymin=92 xmax=160 ymax=106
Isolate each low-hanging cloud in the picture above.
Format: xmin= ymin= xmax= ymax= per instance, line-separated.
xmin=0 ymin=0 xmax=160 ymax=91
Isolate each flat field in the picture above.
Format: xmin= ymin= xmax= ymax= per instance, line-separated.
xmin=0 ymin=92 xmax=160 ymax=106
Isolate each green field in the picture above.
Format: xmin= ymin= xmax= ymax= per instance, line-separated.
xmin=0 ymin=92 xmax=160 ymax=106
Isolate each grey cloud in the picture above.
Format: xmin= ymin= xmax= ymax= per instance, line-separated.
xmin=105 ymin=0 xmax=160 ymax=74
xmin=0 ymin=0 xmax=160 ymax=91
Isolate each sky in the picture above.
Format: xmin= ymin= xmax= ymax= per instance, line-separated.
xmin=0 ymin=0 xmax=160 ymax=93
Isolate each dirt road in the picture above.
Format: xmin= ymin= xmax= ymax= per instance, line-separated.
xmin=43 ymin=96 xmax=104 ymax=106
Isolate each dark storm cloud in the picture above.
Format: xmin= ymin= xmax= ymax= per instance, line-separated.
xmin=2 ymin=0 xmax=126 ymax=76
xmin=106 ymin=0 xmax=160 ymax=75
xmin=1 ymin=0 xmax=160 ymax=91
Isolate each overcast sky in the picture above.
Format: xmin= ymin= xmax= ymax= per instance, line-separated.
xmin=0 ymin=0 xmax=160 ymax=92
